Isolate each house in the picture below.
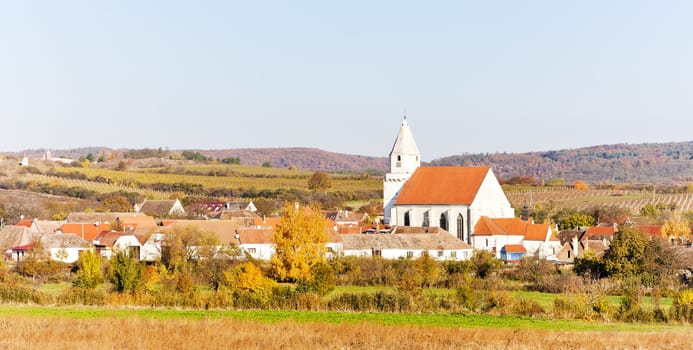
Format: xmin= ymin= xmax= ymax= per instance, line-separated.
xmin=472 ymin=217 xmax=561 ymax=259
xmin=135 ymin=199 xmax=186 ymax=218
xmin=93 ymin=231 xmax=142 ymax=259
xmin=232 ymin=228 xmax=275 ymax=260
xmin=341 ymin=227 xmax=473 ymax=261
xmin=584 ymin=223 xmax=618 ymax=241
xmin=140 ymin=233 xmax=169 ymax=262
xmin=226 ymin=201 xmax=257 ymax=212
xmin=0 ymin=225 xmax=39 ymax=260
xmin=16 ymin=218 xmax=65 ymax=235
xmin=325 ymin=210 xmax=369 ymax=226
xmin=500 ymin=244 xmax=527 ymax=262
xmin=383 ymin=118 xmax=514 ymax=244
xmin=555 ymin=230 xmax=610 ymax=263
xmin=67 ymin=212 xmax=157 ymax=228
xmin=636 ymin=225 xmax=664 ymax=239
xmin=39 ymin=233 xmax=92 ymax=263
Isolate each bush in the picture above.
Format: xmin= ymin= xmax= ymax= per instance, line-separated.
xmin=670 ymin=289 xmax=693 ymax=322
xmin=553 ymin=295 xmax=594 ymax=320
xmin=512 ymin=297 xmax=545 ymax=317
xmin=58 ymin=287 xmax=106 ymax=306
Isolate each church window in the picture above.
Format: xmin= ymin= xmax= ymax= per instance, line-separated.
xmin=403 ymin=211 xmax=410 ymax=226
xmin=406 ymin=251 xmax=414 ymax=258
xmin=456 ymin=214 xmax=464 ymax=240
xmin=422 ymin=211 xmax=430 ymax=227
xmin=397 ymin=155 xmax=401 ymax=161
xmin=439 ymin=213 xmax=448 ymax=231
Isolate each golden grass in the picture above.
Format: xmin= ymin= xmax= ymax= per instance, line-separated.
xmin=0 ymin=316 xmax=691 ymax=350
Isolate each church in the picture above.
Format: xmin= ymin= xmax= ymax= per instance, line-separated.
xmin=383 ymin=118 xmax=515 ymax=244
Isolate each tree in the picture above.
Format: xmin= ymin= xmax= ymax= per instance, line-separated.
xmin=661 ymin=213 xmax=691 ymax=245
xmin=109 ymin=250 xmax=142 ymax=293
xmin=73 ymin=250 xmax=104 ymax=289
xmin=560 ymin=213 xmax=596 ymax=230
xmin=573 ymin=180 xmax=590 ymax=190
xmin=469 ymin=250 xmax=501 ymax=278
xmin=307 ymin=172 xmax=332 ymax=193
xmin=270 ymin=202 xmax=329 ymax=281
xmin=602 ymin=227 xmax=648 ymax=278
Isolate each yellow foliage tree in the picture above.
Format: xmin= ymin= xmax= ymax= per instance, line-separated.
xmin=270 ymin=202 xmax=329 ymax=281
xmin=223 ymin=262 xmax=274 ymax=293
xmin=662 ymin=213 xmax=691 ymax=245
xmin=573 ymin=180 xmax=590 ymax=190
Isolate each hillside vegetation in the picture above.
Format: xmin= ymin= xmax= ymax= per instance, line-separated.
xmin=432 ymin=141 xmax=693 ymax=184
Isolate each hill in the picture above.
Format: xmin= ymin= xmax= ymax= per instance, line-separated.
xmin=431 ymin=141 xmax=693 ymax=184
xmin=193 ymin=148 xmax=387 ymax=173
xmin=8 ymin=147 xmax=388 ymax=174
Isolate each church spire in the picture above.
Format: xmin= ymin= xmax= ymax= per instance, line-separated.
xmin=389 ymin=116 xmax=420 ymax=174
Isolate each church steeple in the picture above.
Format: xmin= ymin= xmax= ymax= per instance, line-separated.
xmin=389 ymin=116 xmax=421 ymax=174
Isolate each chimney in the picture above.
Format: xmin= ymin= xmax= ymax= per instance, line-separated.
xmin=572 ymin=235 xmax=578 ymax=259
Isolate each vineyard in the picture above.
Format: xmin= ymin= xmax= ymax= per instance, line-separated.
xmin=21 ymin=174 xmax=172 ymax=199
xmin=506 ymin=187 xmax=693 ymax=213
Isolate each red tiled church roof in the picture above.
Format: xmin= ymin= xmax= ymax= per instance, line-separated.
xmin=395 ymin=166 xmax=490 ymax=205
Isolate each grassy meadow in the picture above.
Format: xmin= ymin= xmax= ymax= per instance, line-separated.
xmin=1 ymin=305 xmax=692 ymax=350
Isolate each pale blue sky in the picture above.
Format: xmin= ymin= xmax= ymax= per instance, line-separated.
xmin=2 ymin=1 xmax=692 ymax=160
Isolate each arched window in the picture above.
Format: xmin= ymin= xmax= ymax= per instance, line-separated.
xmin=439 ymin=213 xmax=448 ymax=231
xmin=403 ymin=211 xmax=410 ymax=226
xmin=422 ymin=210 xmax=430 ymax=227
xmin=456 ymin=214 xmax=464 ymax=241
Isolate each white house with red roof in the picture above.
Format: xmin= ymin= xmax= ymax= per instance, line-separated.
xmin=383 ymin=118 xmax=514 ymax=244
xmin=473 ymin=217 xmax=561 ymax=260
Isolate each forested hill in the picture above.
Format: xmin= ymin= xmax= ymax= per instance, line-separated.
xmin=197 ymin=148 xmax=388 ymax=173
xmin=431 ymin=142 xmax=693 ymax=184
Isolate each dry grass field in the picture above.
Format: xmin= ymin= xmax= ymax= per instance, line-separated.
xmin=1 ymin=315 xmax=691 ymax=350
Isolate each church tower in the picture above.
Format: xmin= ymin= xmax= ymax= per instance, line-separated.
xmin=383 ymin=117 xmax=421 ymax=224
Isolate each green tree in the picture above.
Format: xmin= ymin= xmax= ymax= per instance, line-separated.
xmin=307 ymin=172 xmax=332 ymax=193
xmin=602 ymin=227 xmax=648 ymax=278
xmin=270 ymin=202 xmax=329 ymax=281
xmin=470 ymin=250 xmax=501 ymax=278
xmin=109 ymin=250 xmax=142 ymax=293
xmin=73 ymin=250 xmax=104 ymax=289
xmin=640 ymin=203 xmax=660 ymax=218
xmin=560 ymin=213 xmax=596 ymax=230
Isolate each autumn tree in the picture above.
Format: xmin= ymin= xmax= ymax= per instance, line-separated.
xmin=572 ymin=180 xmax=590 ymax=190
xmin=270 ymin=202 xmax=329 ymax=281
xmin=661 ymin=213 xmax=691 ymax=245
xmin=307 ymin=172 xmax=332 ymax=193
xmin=73 ymin=250 xmax=104 ymax=289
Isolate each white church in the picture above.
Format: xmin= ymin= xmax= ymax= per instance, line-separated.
xmin=383 ymin=117 xmax=515 ymax=244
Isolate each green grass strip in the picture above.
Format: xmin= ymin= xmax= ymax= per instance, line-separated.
xmin=0 ymin=305 xmax=687 ymax=333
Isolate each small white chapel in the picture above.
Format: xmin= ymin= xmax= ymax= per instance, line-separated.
xmin=383 ymin=117 xmax=515 ymax=244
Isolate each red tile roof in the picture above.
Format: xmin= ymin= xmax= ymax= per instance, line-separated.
xmin=502 ymin=244 xmax=527 ymax=253
xmin=58 ymin=223 xmax=112 ymax=241
xmin=585 ymin=226 xmax=616 ymax=236
xmin=636 ymin=225 xmax=663 ymax=238
xmin=16 ymin=219 xmax=33 ymax=228
xmin=474 ymin=217 xmax=556 ymax=241
xmin=395 ymin=166 xmax=490 ymax=205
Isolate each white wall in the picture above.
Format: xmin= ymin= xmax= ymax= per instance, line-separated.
xmin=393 ymin=205 xmax=470 ymax=241
xmin=384 ymin=173 xmax=412 ymax=225
xmin=48 ymin=247 xmax=85 ymax=263
xmin=471 ymin=234 xmax=524 ymax=258
xmin=469 ymin=170 xmax=515 ymax=231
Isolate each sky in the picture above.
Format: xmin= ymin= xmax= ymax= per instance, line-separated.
xmin=1 ymin=1 xmax=693 ymax=161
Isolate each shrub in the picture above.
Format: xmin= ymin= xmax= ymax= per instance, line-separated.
xmin=512 ymin=297 xmax=545 ymax=317
xmin=670 ymin=289 xmax=693 ymax=322
xmin=58 ymin=287 xmax=106 ymax=306
xmin=553 ymin=295 xmax=594 ymax=320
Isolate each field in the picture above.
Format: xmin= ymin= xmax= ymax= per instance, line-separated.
xmin=506 ymin=187 xmax=693 ymax=213
xmin=3 ymin=159 xmax=382 ymax=200
xmin=1 ymin=305 xmax=691 ymax=349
